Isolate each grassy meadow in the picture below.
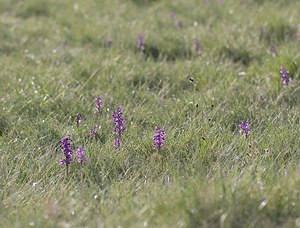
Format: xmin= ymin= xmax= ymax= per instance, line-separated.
xmin=1 ymin=0 xmax=300 ymax=227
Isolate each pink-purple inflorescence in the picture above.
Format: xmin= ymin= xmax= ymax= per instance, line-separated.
xmin=114 ymin=138 xmax=122 ymax=150
xmin=239 ymin=121 xmax=251 ymax=139
xmin=153 ymin=127 xmax=165 ymax=153
xmin=94 ymin=96 xmax=103 ymax=113
xmin=137 ymin=33 xmax=145 ymax=52
xmin=169 ymin=11 xmax=176 ymax=20
xmin=76 ymin=146 xmax=87 ymax=164
xmin=60 ymin=136 xmax=73 ymax=167
xmin=90 ymin=125 xmax=99 ymax=137
xmin=280 ymin=66 xmax=290 ymax=85
xmin=112 ymin=106 xmax=125 ymax=150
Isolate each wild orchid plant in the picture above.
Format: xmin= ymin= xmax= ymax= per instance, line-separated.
xmin=76 ymin=146 xmax=87 ymax=165
xmin=153 ymin=127 xmax=165 ymax=154
xmin=94 ymin=96 xmax=103 ymax=114
xmin=280 ymin=66 xmax=290 ymax=86
xmin=60 ymin=136 xmax=73 ymax=175
xmin=137 ymin=33 xmax=145 ymax=52
xmin=112 ymin=106 xmax=125 ymax=150
xmin=239 ymin=121 xmax=251 ymax=139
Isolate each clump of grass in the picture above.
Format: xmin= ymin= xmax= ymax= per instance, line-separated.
xmin=17 ymin=1 xmax=51 ymax=18
xmin=219 ymin=46 xmax=253 ymax=66
xmin=261 ymin=21 xmax=297 ymax=45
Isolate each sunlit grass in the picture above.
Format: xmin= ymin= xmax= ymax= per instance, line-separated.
xmin=1 ymin=0 xmax=300 ymax=227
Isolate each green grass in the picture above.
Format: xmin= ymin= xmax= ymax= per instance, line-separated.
xmin=1 ymin=0 xmax=300 ymax=227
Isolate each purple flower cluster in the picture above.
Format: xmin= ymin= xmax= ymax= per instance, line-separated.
xmin=90 ymin=125 xmax=100 ymax=137
xmin=280 ymin=66 xmax=290 ymax=85
xmin=60 ymin=135 xmax=86 ymax=175
xmin=153 ymin=127 xmax=165 ymax=153
xmin=60 ymin=136 xmax=87 ymax=172
xmin=76 ymin=146 xmax=87 ymax=164
xmin=94 ymin=96 xmax=103 ymax=113
xmin=112 ymin=106 xmax=125 ymax=150
xmin=239 ymin=120 xmax=251 ymax=139
xmin=169 ymin=11 xmax=176 ymax=20
xmin=60 ymin=136 xmax=73 ymax=166
xmin=137 ymin=33 xmax=145 ymax=52
xmin=114 ymin=138 xmax=122 ymax=150
xmin=168 ymin=11 xmax=183 ymax=29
